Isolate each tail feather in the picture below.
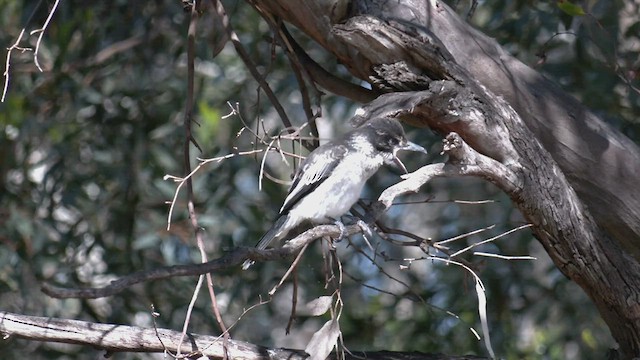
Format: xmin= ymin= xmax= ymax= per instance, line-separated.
xmin=242 ymin=215 xmax=290 ymax=270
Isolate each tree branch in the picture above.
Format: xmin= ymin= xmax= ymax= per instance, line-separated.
xmin=375 ymin=133 xmax=521 ymax=212
xmin=40 ymin=224 xmax=363 ymax=299
xmin=0 ymin=311 xmax=488 ymax=360
xmin=253 ymin=0 xmax=640 ymax=261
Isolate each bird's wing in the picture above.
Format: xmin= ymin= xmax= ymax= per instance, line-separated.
xmin=279 ymin=143 xmax=348 ymax=214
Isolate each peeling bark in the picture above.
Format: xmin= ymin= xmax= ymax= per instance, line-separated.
xmin=250 ymin=0 xmax=640 ymax=258
xmin=250 ymin=0 xmax=640 ymax=357
xmin=0 ymin=311 xmax=488 ymax=360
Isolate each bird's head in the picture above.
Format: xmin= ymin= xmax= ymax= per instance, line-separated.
xmin=362 ymin=117 xmax=428 ymax=173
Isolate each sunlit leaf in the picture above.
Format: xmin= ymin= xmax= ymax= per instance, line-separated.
xmin=557 ymin=1 xmax=585 ymax=16
xmin=304 ymin=319 xmax=340 ymax=360
xmin=306 ymin=296 xmax=333 ymax=316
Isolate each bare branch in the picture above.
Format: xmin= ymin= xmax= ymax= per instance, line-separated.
xmin=1 ymin=28 xmax=29 ymax=102
xmin=473 ymin=252 xmax=537 ymax=261
xmin=31 ymin=0 xmax=60 ymax=72
xmin=435 ymin=224 xmax=496 ymax=248
xmin=40 ymin=223 xmax=362 ymax=299
xmin=164 ymin=148 xmax=265 ymax=230
xmin=448 ymin=224 xmax=533 ymax=258
xmin=210 ymin=0 xmax=295 ymax=132
xmin=1 ymin=0 xmax=44 ymax=102
xmin=0 ymin=311 xmax=302 ymax=360
xmin=0 ymin=311 xmax=490 ymax=359
xmin=375 ymin=132 xmax=521 ymax=212
xmin=268 ymin=243 xmax=309 ymax=296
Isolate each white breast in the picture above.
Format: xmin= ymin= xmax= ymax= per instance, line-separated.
xmin=287 ymin=151 xmax=384 ymax=222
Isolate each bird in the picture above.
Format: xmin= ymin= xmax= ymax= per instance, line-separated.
xmin=242 ymin=117 xmax=427 ymax=269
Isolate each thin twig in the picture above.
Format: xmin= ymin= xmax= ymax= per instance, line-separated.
xmin=449 ymin=223 xmax=533 ymax=258
xmin=268 ymin=243 xmax=309 ymax=296
xmin=273 ymin=21 xmax=321 ymax=148
xmin=1 ymin=28 xmax=29 ymax=102
xmin=164 ymin=148 xmax=265 ymax=230
xmin=259 ymin=138 xmax=278 ymax=191
xmin=281 ymin=21 xmax=377 ymax=104
xmin=286 ymin=269 xmax=298 ymax=334
xmin=426 ymin=256 xmax=495 ymax=358
xmin=211 ymin=0 xmax=295 ymax=134
xmin=1 ymin=0 xmax=43 ymax=102
xmin=176 ymin=2 xmax=202 ymax=356
xmin=31 ymin=0 xmax=60 ymax=72
xmin=435 ymin=224 xmax=496 ymax=247
xmin=454 ymin=199 xmax=496 ymax=205
xmin=179 ymin=3 xmax=229 ymax=358
xmin=177 ymin=274 xmax=205 ymax=357
xmin=473 ymin=252 xmax=537 ymax=261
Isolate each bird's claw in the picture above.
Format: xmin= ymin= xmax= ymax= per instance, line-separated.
xmin=356 ymin=219 xmax=376 ymax=251
xmin=241 ymin=259 xmax=255 ymax=270
xmin=356 ymin=219 xmax=373 ymax=239
xmin=333 ymin=220 xmax=347 ymax=242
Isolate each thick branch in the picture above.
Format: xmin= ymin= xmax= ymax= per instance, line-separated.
xmin=242 ymin=0 xmax=640 ymax=356
xmin=284 ymin=27 xmax=378 ymax=103
xmin=252 ymin=0 xmax=640 ymax=261
xmin=354 ymin=89 xmax=640 ymax=358
xmin=0 ymin=311 xmax=265 ymax=359
xmin=0 ymin=311 xmax=488 ymax=360
xmin=377 ymin=133 xmax=521 ymax=211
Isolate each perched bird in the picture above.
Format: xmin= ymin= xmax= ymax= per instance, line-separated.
xmin=242 ymin=117 xmax=427 ymax=269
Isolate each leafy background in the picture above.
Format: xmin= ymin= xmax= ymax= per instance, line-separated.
xmin=0 ymin=0 xmax=637 ymax=359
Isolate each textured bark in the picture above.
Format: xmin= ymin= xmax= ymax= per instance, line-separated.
xmin=249 ymin=0 xmax=640 ymax=357
xmin=0 ymin=311 xmax=487 ymax=360
xmin=250 ymin=0 xmax=640 ymax=258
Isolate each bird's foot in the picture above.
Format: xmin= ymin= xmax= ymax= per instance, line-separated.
xmin=241 ymin=259 xmax=255 ymax=270
xmin=333 ymin=220 xmax=347 ymax=243
xmin=356 ymin=219 xmax=373 ymax=239
xmin=356 ymin=219 xmax=376 ymax=251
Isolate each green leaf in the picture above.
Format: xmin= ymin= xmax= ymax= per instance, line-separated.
xmin=557 ymin=1 xmax=586 ymax=16
xmin=197 ymin=100 xmax=220 ymax=139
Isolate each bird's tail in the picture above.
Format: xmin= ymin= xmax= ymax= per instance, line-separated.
xmin=242 ymin=215 xmax=289 ymax=270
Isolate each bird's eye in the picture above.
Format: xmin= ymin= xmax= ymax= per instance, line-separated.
xmin=375 ymin=134 xmax=399 ymax=152
xmin=386 ymin=135 xmax=400 ymax=147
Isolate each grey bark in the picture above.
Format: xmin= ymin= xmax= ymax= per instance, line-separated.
xmin=251 ymin=0 xmax=640 ymax=257
xmin=0 ymin=311 xmax=487 ymax=360
xmin=249 ymin=0 xmax=640 ymax=358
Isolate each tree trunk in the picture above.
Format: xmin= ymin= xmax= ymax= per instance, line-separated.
xmin=249 ymin=0 xmax=640 ymax=357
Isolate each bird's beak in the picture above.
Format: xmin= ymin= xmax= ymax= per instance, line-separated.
xmin=400 ymin=141 xmax=428 ymax=155
xmin=392 ymin=141 xmax=428 ymax=174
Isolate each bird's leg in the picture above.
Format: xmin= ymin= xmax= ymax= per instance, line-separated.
xmin=330 ymin=214 xmax=374 ymax=245
xmin=340 ymin=213 xmax=376 ymax=251
xmin=335 ymin=214 xmax=374 ymax=239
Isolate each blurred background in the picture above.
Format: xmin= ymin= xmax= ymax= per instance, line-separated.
xmin=0 ymin=0 xmax=638 ymax=358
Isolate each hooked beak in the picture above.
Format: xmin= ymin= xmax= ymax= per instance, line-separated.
xmin=392 ymin=141 xmax=428 ymax=174
xmin=400 ymin=141 xmax=428 ymax=155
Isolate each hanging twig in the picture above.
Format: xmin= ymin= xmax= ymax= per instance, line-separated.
xmin=210 ymin=0 xmax=294 ymax=133
xmin=1 ymin=0 xmax=44 ymax=102
xmin=177 ymin=2 xmax=228 ymax=357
